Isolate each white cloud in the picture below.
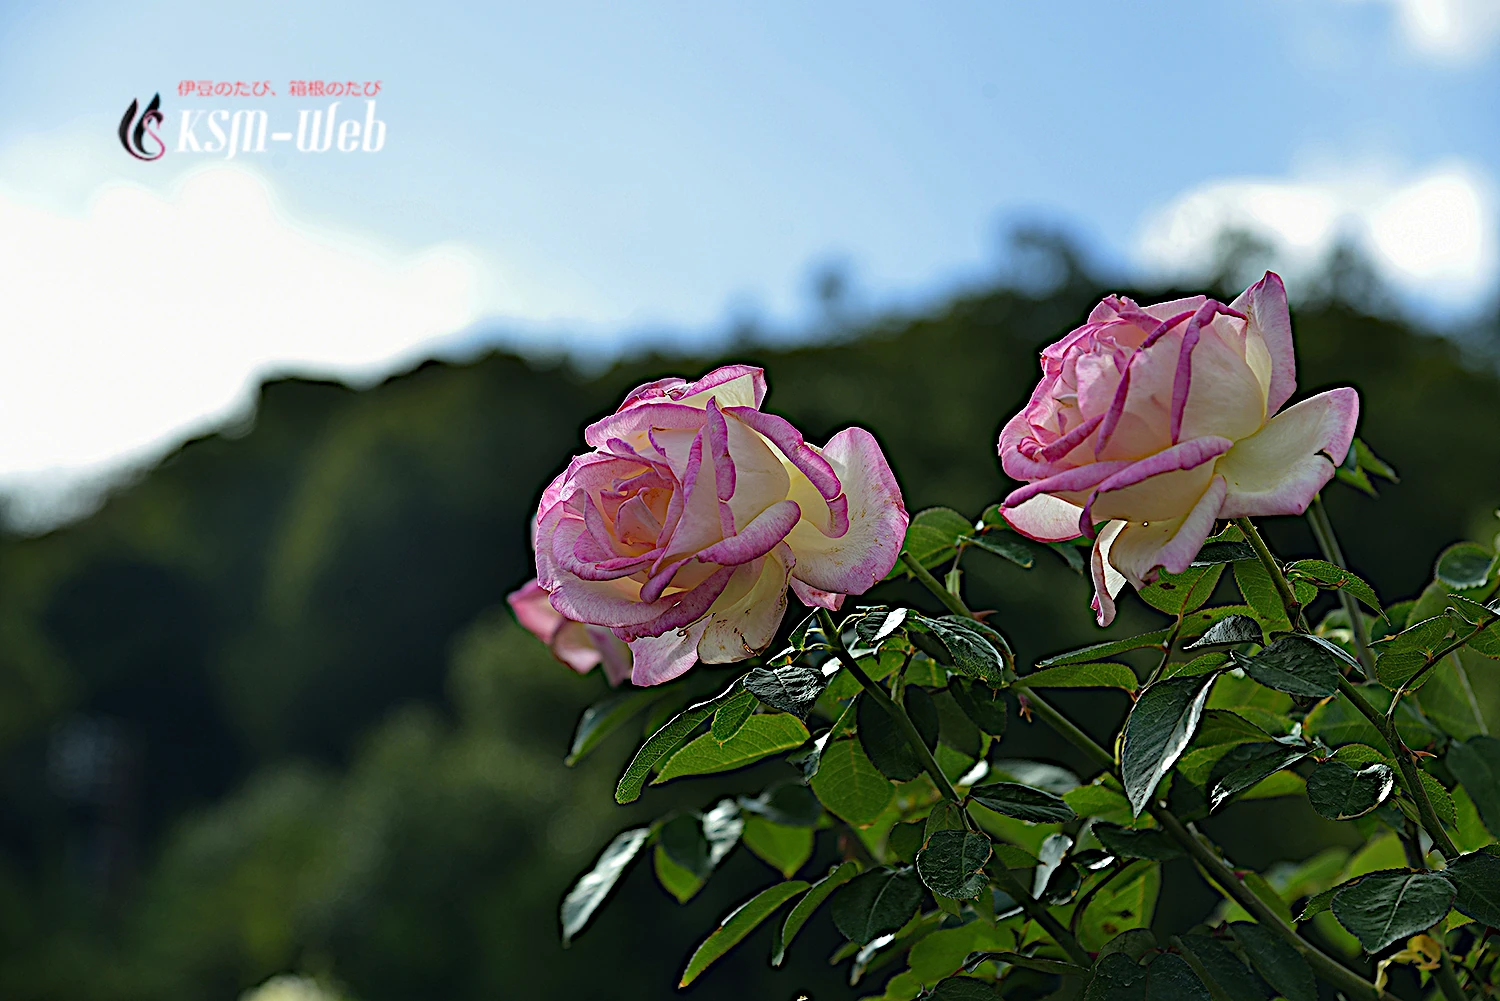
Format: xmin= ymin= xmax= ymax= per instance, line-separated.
xmin=1345 ymin=0 xmax=1500 ymax=62
xmin=0 ymin=165 xmax=485 ymax=526
xmin=1136 ymin=161 xmax=1497 ymax=309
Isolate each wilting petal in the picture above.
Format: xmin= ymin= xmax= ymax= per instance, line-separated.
xmin=1085 ymin=436 xmax=1233 ymax=527
xmin=790 ymin=576 xmax=844 ymax=610
xmin=1230 ymin=272 xmax=1296 ymax=414
xmin=629 ymin=618 xmax=711 ymax=686
xmin=1003 ymin=492 xmax=1084 ymax=542
xmin=1090 ymin=521 xmax=1127 ymax=627
xmin=1107 ymin=475 xmax=1228 ymax=588
xmin=784 ymin=428 xmax=907 ymax=595
xmin=1216 ymin=388 xmax=1358 ymax=518
xmin=699 ymin=546 xmax=794 ymax=663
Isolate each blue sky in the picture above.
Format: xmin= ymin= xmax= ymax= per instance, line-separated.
xmin=0 ymin=0 xmax=1497 ymax=519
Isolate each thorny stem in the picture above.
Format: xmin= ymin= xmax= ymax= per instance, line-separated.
xmin=989 ymin=863 xmax=1094 ymax=968
xmin=1307 ymin=494 xmax=1376 ymax=678
xmin=901 ymin=547 xmax=1400 ymax=1000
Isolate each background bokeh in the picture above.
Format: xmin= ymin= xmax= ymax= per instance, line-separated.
xmin=0 ymin=241 xmax=1496 ymax=1000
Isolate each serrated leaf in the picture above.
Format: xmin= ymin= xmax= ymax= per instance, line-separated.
xmin=655 ymin=714 xmax=809 ymax=783
xmin=1437 ymin=542 xmax=1494 ymax=590
xmin=1226 ymin=922 xmax=1315 ymax=1001
xmin=1241 ymin=636 xmax=1342 ymax=698
xmin=1443 ymin=850 xmax=1500 ymax=928
xmin=741 ymin=816 xmax=814 ymax=878
xmin=1178 ymin=932 xmax=1274 ymax=1001
xmin=1373 ymin=615 xmax=1456 ymax=690
xmin=772 ymin=860 xmax=859 ymax=966
xmin=968 ymin=781 xmax=1076 ymax=823
xmin=1285 ymin=559 xmax=1383 ymax=614
xmin=1093 ymin=824 xmax=1185 ymax=861
xmin=857 ymin=691 xmax=923 ymax=781
xmin=1330 ymin=870 xmax=1455 ymax=952
xmin=1448 ymin=736 xmax=1500 ymax=838
xmin=969 ymin=532 xmax=1036 ymax=568
xmin=615 ymin=680 xmax=742 ymax=803
xmin=680 ymin=880 xmax=810 ymax=986
xmin=916 ymin=829 xmax=992 ymax=899
xmin=831 ymin=866 xmax=923 ymax=944
xmin=560 ymin=827 xmax=650 ymax=945
xmin=1206 ymin=741 xmax=1310 ymax=812
xmin=1038 ymin=628 xmax=1173 ymax=668
xmin=1018 ymin=661 xmax=1139 ymax=692
xmin=744 ymin=665 xmax=829 ymax=718
xmin=1140 ymin=562 xmax=1225 ymax=616
xmin=810 ymin=738 xmax=894 ymax=826
xmin=1078 ymin=863 xmax=1160 ymax=951
xmin=1184 ymin=614 xmax=1263 ymax=650
xmin=1122 ymin=673 xmax=1221 ymax=815
xmin=927 ymin=976 xmax=1003 ymax=1000
xmin=1065 ymin=784 xmax=1134 ymax=824
xmin=566 ymin=687 xmax=664 ymax=766
xmin=1084 ymin=951 xmax=1210 ymax=1001
xmin=711 ymin=688 xmax=756 ymax=742
xmin=910 ymin=614 xmax=1009 ymax=683
xmin=1306 ymin=761 xmax=1394 ymax=820
xmin=1192 ymin=541 xmax=1258 ymax=566
xmin=948 ymin=677 xmax=1008 ymax=736
xmin=1233 ymin=559 xmax=1292 ymax=633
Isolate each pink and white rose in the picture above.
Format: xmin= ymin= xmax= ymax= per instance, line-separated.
xmin=532 ymin=364 xmax=908 ymax=686
xmin=998 ymin=273 xmax=1358 ymax=626
xmin=508 ymin=578 xmax=634 ymax=686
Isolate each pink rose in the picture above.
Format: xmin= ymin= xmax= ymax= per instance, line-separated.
xmin=998 ymin=273 xmax=1358 ymax=626
xmin=508 ymin=579 xmax=634 ymax=686
xmin=533 ymin=364 xmax=908 ymax=686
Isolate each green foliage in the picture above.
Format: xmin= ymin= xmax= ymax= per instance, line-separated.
xmin=1121 ymin=673 xmax=1220 ymax=815
xmin=679 ymin=880 xmax=809 ymax=987
xmin=1305 ymin=761 xmax=1394 ymax=820
xmin=1330 ymin=870 xmax=1455 ymax=952
xmin=653 ymin=713 xmax=809 ymax=783
xmin=830 ymin=867 xmax=923 ymax=944
xmin=559 ymin=828 xmax=650 ymax=946
xmin=967 ymin=782 xmax=1075 ymax=823
xmin=809 ymin=738 xmax=894 ymax=826
xmin=915 ymin=830 xmax=992 ymax=899
xmin=1017 ymin=661 xmax=1138 ymax=692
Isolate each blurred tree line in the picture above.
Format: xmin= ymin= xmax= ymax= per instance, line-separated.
xmin=0 ymin=240 xmax=1496 ymax=1000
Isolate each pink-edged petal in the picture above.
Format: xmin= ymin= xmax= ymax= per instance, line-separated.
xmin=1090 ymin=521 xmax=1127 ymax=627
xmin=1083 ymin=436 xmax=1234 ymax=526
xmin=508 ymin=579 xmax=563 ymax=644
xmin=784 ymin=427 xmax=908 ymax=595
xmin=790 ymin=576 xmax=845 ymax=610
xmin=591 ymin=626 xmax=635 ymax=686
xmin=1230 ymin=272 xmax=1296 ymax=414
xmin=695 ymin=499 xmax=800 ymax=566
xmin=723 ymin=407 xmax=841 ymax=499
xmin=1107 ymin=475 xmax=1228 ymax=589
xmin=584 ymin=401 xmax=705 ymax=451
xmin=1002 ymin=460 xmax=1133 ymax=509
xmin=1093 ymin=320 xmax=1183 ymax=461
xmin=546 ymin=567 xmax=659 ymax=628
xmin=673 ymin=364 xmax=768 ymax=410
xmin=1176 ymin=308 xmax=1269 ymax=444
xmin=1217 ymin=388 xmax=1359 ymax=518
xmin=721 ymin=409 xmax=794 ymax=530
xmin=628 ymin=618 xmax=711 ymax=686
xmin=1139 ymin=294 xmax=1207 ymax=321
xmin=658 ymin=431 xmax=727 ymax=565
xmin=550 ymin=620 xmax=607 ymax=674
xmin=615 ymin=565 xmax=737 ymax=641
xmin=1003 ymin=492 xmax=1084 ymax=542
xmin=699 ymin=546 xmax=794 ymax=663
xmin=704 ymin=399 xmax=736 ymax=501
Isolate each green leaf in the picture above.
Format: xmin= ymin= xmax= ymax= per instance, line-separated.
xmin=968 ymin=781 xmax=1076 ymax=823
xmin=1304 ymin=682 xmax=1437 ymax=750
xmin=742 ymin=816 xmax=814 ymax=878
xmin=1306 ymin=761 xmax=1394 ymax=820
xmin=932 ymin=688 xmax=982 ymax=757
xmin=1084 ymin=951 xmax=1210 ymax=1001
xmin=1177 ymin=932 xmax=1274 ymax=1001
xmin=916 ymin=829 xmax=993 ymax=899
xmin=1206 ymin=742 xmax=1310 ymax=811
xmin=1017 ymin=662 xmax=1139 ymax=692
xmin=1161 ymin=652 xmax=1231 ymax=680
xmin=772 ymin=860 xmax=859 ymax=965
xmin=1183 ymin=615 xmax=1262 ymax=650
xmin=711 ymin=689 xmax=756 ymax=743
xmin=654 ymin=713 xmax=809 ymax=783
xmin=831 ymin=866 xmax=923 ymax=944
xmin=969 ymin=532 xmax=1036 ymax=568
xmin=1233 ymin=559 xmax=1291 ymax=633
xmin=1373 ymin=615 xmax=1456 ymax=690
xmin=909 ymin=614 xmax=1009 ymax=683
xmin=1437 ymin=542 xmax=1494 ymax=589
xmin=1240 ymin=636 xmax=1342 ymax=698
xmin=1140 ymin=562 xmax=1225 ymax=616
xmin=896 ymin=507 xmax=975 ymax=573
xmin=1038 ymin=628 xmax=1172 ymax=668
xmin=1065 ymin=783 xmax=1134 ymax=825
xmin=1448 ymin=736 xmax=1500 ymax=837
xmin=1443 ymin=850 xmax=1500 ymax=928
xmin=566 ymin=688 xmax=664 ymax=766
xmin=738 ymin=783 xmax=822 ymax=826
xmin=857 ymin=692 xmax=923 ymax=781
xmin=1226 ymin=922 xmax=1315 ymax=1001
xmin=1330 ymin=870 xmax=1455 ymax=952
xmin=1192 ymin=542 xmax=1258 ymax=565
xmin=948 ymin=678 xmax=1008 ymax=736
xmin=1092 ymin=824 xmax=1185 ymax=861
xmin=926 ymin=976 xmax=1002 ymax=1000
xmin=810 ymin=738 xmax=895 ymax=826
xmin=654 ymin=843 xmax=705 ymax=903
xmin=559 ymin=827 xmax=650 ymax=946
xmin=679 ymin=880 xmax=810 ymax=987
xmin=906 ymin=685 xmax=941 ymax=748
xmin=1285 ymin=560 xmax=1383 ymax=614
xmin=615 ymin=680 xmax=742 ymax=803
xmin=743 ymin=665 xmax=829 ymax=718
xmin=1077 ymin=863 xmax=1160 ymax=951
xmin=1417 ymin=649 xmax=1500 ymax=739
xmin=1121 ymin=673 xmax=1221 ymax=815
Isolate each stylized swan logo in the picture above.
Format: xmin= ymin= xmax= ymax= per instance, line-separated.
xmin=119 ymin=93 xmax=165 ymax=160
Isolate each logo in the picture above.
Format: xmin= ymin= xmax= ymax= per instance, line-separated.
xmin=119 ymin=93 xmax=166 ymax=161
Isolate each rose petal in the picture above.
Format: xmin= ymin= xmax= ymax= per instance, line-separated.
xmin=1216 ymin=388 xmax=1359 ymax=518
xmin=784 ymin=428 xmax=908 ymax=595
xmin=722 ymin=409 xmax=794 ymax=529
xmin=1090 ymin=521 xmax=1127 ymax=627
xmin=1003 ymin=492 xmax=1084 ymax=542
xmin=699 ymin=546 xmax=794 ymax=663
xmin=695 ymin=499 xmax=801 ymax=566
xmin=629 ymin=618 xmax=711 ymax=686
xmin=1107 ymin=475 xmax=1228 ymax=588
xmin=507 ymin=579 xmax=563 ymax=644
xmin=1084 ymin=436 xmax=1234 ymax=527
xmin=1230 ymin=272 xmax=1296 ymax=414
xmin=790 ymin=576 xmax=845 ymax=610
xmin=673 ymin=364 xmax=768 ymax=410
